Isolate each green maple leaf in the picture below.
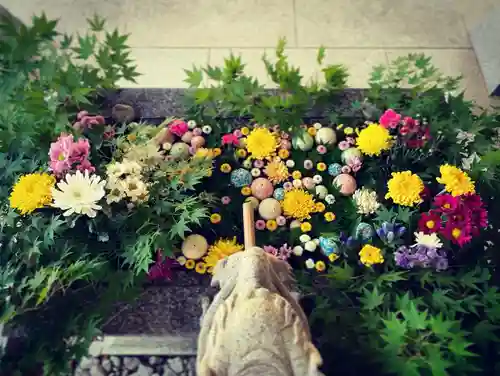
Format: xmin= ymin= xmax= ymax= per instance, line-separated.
xmin=360 ymin=286 xmax=385 ymax=310
xmin=381 ymin=313 xmax=407 ymax=353
xmin=184 ymin=67 xmax=203 ymax=87
xmin=375 ymin=206 xmax=397 ymax=223
xmin=426 ymin=348 xmax=453 ymax=376
xmin=429 ymin=314 xmax=456 ymax=337
xmin=396 ymin=207 xmax=414 ymax=225
xmin=402 ymin=300 xmax=428 ymax=330
xmin=316 ymin=46 xmax=326 ymax=65
xmin=87 ymin=14 xmax=106 ymax=32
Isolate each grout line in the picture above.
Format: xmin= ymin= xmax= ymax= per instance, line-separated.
xmin=128 ymin=46 xmax=474 ymax=51
xmin=292 ymin=0 xmax=299 ymax=47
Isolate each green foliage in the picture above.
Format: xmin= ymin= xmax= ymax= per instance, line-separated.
xmin=184 ymin=38 xmax=348 ymax=135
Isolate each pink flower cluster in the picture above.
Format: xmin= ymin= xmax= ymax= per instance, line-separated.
xmin=168 ymin=120 xmax=189 ymax=137
xmin=418 ymin=193 xmax=488 ymax=247
xmin=263 ymin=244 xmax=293 ymax=260
xmin=379 ymin=109 xmax=430 ymax=149
xmin=49 ymin=133 xmax=95 ymax=176
xmin=73 ymin=111 xmax=105 ymax=131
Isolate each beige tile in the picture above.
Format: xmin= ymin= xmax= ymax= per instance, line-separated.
xmin=209 ymin=48 xmax=277 ymax=87
xmin=448 ymin=0 xmax=499 ymax=29
xmin=2 ymin=0 xmax=128 ymax=36
xmin=386 ymin=49 xmax=490 ymax=108
xmin=119 ymin=48 xmax=209 ymax=88
xmin=295 ymin=0 xmax=469 ymax=48
xmin=286 ymin=48 xmax=388 ymax=88
xmin=124 ymin=0 xmax=295 ymax=48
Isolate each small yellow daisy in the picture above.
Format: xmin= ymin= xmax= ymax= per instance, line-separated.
xmin=278 ymin=149 xmax=290 ymax=159
xmin=315 ymin=202 xmax=326 ymax=212
xmin=301 ymin=222 xmax=312 ymax=232
xmin=344 ymin=127 xmax=354 ymax=135
xmin=307 ymin=127 xmax=317 ymax=136
xmin=328 ymin=253 xmax=340 ymax=262
xmin=292 ymin=170 xmax=302 ymax=180
xmin=220 ymin=163 xmax=232 ymax=173
xmin=210 ymin=213 xmax=222 ymax=224
xmin=236 ymin=149 xmax=247 ymax=158
xmin=185 ymin=259 xmax=196 ymax=269
xmin=213 ymin=148 xmax=222 ymax=157
xmin=241 ymin=186 xmax=252 ymax=196
xmin=317 ymin=163 xmax=327 ymax=172
xmin=324 ymin=212 xmax=336 ymax=222
xmin=195 ymin=262 xmax=207 ymax=274
xmin=266 ymin=219 xmax=278 ymax=231
xmin=315 ymin=261 xmax=326 ymax=272
xmin=241 ymin=127 xmax=250 ymax=136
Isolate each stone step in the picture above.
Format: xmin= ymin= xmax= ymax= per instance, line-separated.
xmin=469 ymin=6 xmax=500 ymax=96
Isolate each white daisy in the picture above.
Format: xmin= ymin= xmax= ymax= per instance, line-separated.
xmin=414 ymin=232 xmax=443 ymax=249
xmin=123 ymin=175 xmax=149 ymax=203
xmin=305 ymin=258 xmax=315 ymax=269
xmin=292 ymin=245 xmax=304 ymax=256
xmin=52 ymin=170 xmax=106 ymax=218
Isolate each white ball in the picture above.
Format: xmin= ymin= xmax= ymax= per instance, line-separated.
xmin=305 ymin=241 xmax=317 ymax=252
xmin=313 ymin=175 xmax=323 ymax=184
xmin=293 ymin=245 xmax=304 ymax=256
xmin=286 ymin=160 xmax=295 ymax=168
xmin=305 ymin=258 xmax=315 ymax=269
xmin=315 ymin=185 xmax=328 ymax=199
xmin=315 ymin=127 xmax=337 ymax=145
xmin=181 ymin=234 xmax=208 ymax=259
xmin=299 ymin=234 xmax=311 ymax=243
xmin=292 ymin=179 xmax=303 ymax=188
xmin=258 ymin=198 xmax=282 ymax=220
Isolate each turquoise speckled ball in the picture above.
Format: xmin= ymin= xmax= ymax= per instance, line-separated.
xmin=328 ymin=163 xmax=343 ymax=177
xmin=273 ymin=187 xmax=285 ymax=201
xmin=230 ymin=168 xmax=253 ymax=188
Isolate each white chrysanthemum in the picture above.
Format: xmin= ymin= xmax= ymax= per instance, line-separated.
xmin=107 ymin=159 xmax=142 ymax=178
xmin=352 ymin=188 xmax=380 ymax=215
xmin=52 ymin=170 xmax=106 ymax=218
xmin=123 ymin=175 xmax=149 ymax=203
xmin=124 ymin=142 xmax=163 ymax=167
xmin=414 ymin=232 xmax=443 ymax=249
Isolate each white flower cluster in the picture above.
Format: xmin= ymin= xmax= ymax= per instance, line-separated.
xmin=106 ymin=159 xmax=149 ymax=204
xmin=352 ymin=188 xmax=380 ymax=215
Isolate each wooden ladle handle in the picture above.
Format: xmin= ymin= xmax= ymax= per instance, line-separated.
xmin=243 ymin=201 xmax=256 ymax=249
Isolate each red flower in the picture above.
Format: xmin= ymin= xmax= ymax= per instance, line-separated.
xmin=221 ymin=133 xmax=239 ymax=146
xmin=441 ymin=221 xmax=472 ymax=247
xmin=379 ymin=109 xmax=401 ymax=129
xmin=147 ymin=250 xmax=179 ymax=281
xmin=434 ymin=194 xmax=460 ymax=213
xmin=399 ymin=126 xmax=410 ymax=136
xmin=418 ymin=211 xmax=442 ymax=234
xmin=403 ymin=116 xmax=419 ymax=133
xmin=461 ymin=194 xmax=488 ymax=235
xmin=168 ymin=120 xmax=189 ymax=137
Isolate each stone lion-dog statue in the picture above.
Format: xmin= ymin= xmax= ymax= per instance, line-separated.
xmin=197 ymin=246 xmax=324 ymax=376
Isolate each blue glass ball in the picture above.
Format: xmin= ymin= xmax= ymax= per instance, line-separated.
xmin=230 ymin=168 xmax=252 ymax=188
xmin=319 ymin=236 xmax=337 ymax=256
xmin=328 ymin=163 xmax=343 ymax=177
xmin=273 ymin=187 xmax=285 ymax=201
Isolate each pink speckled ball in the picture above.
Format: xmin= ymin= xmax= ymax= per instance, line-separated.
xmin=251 ymin=178 xmax=274 ymax=200
xmin=302 ymin=177 xmax=315 ymax=190
xmin=190 ymin=136 xmax=205 ymax=149
xmin=333 ymin=173 xmax=357 ymax=196
xmin=181 ymin=131 xmax=194 ymax=143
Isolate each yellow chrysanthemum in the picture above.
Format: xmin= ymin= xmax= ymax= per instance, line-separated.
xmin=241 ymin=186 xmax=252 ymax=196
xmin=315 ymin=261 xmax=326 ymax=272
xmin=264 ymin=159 xmax=289 ymax=184
xmin=185 ymin=259 xmax=196 ymax=269
xmin=324 ymin=212 xmax=336 ymax=222
xmin=213 ymin=148 xmax=222 ymax=157
xmin=385 ymin=171 xmax=424 ymax=207
xmin=301 ymin=222 xmax=312 ymax=232
xmin=10 ymin=172 xmax=56 ymax=215
xmin=266 ymin=219 xmax=278 ymax=231
xmin=436 ymin=164 xmax=475 ymax=196
xmin=246 ymin=128 xmax=278 ymax=160
xmin=203 ymin=237 xmax=244 ymax=271
xmin=292 ymin=170 xmax=302 ymax=180
xmin=220 ymin=163 xmax=232 ymax=173
xmin=359 ymin=244 xmax=384 ymax=267
xmin=278 ymin=149 xmax=290 ymax=159
xmin=328 ymin=253 xmax=340 ymax=262
xmin=195 ymin=262 xmax=207 ymax=274
xmin=315 ymin=202 xmax=326 ymax=212
xmin=282 ymin=189 xmax=316 ymax=221
xmin=356 ymin=123 xmax=393 ymax=156
xmin=210 ymin=213 xmax=222 ymax=224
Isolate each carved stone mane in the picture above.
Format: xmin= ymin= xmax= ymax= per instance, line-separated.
xmin=197 ymin=247 xmax=323 ymax=376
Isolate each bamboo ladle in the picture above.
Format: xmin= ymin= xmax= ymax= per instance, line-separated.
xmin=242 ymin=201 xmax=256 ymax=249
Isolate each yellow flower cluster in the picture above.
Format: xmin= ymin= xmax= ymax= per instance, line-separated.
xmin=9 ymin=173 xmax=55 ymax=215
xmin=385 ymin=171 xmax=424 ymax=207
xmin=282 ymin=189 xmax=317 ymax=221
xmin=359 ymin=245 xmax=384 ymax=267
xmin=436 ymin=164 xmax=475 ymax=196
xmin=356 ymin=123 xmax=392 ymax=156
xmin=264 ymin=159 xmax=289 ymax=184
